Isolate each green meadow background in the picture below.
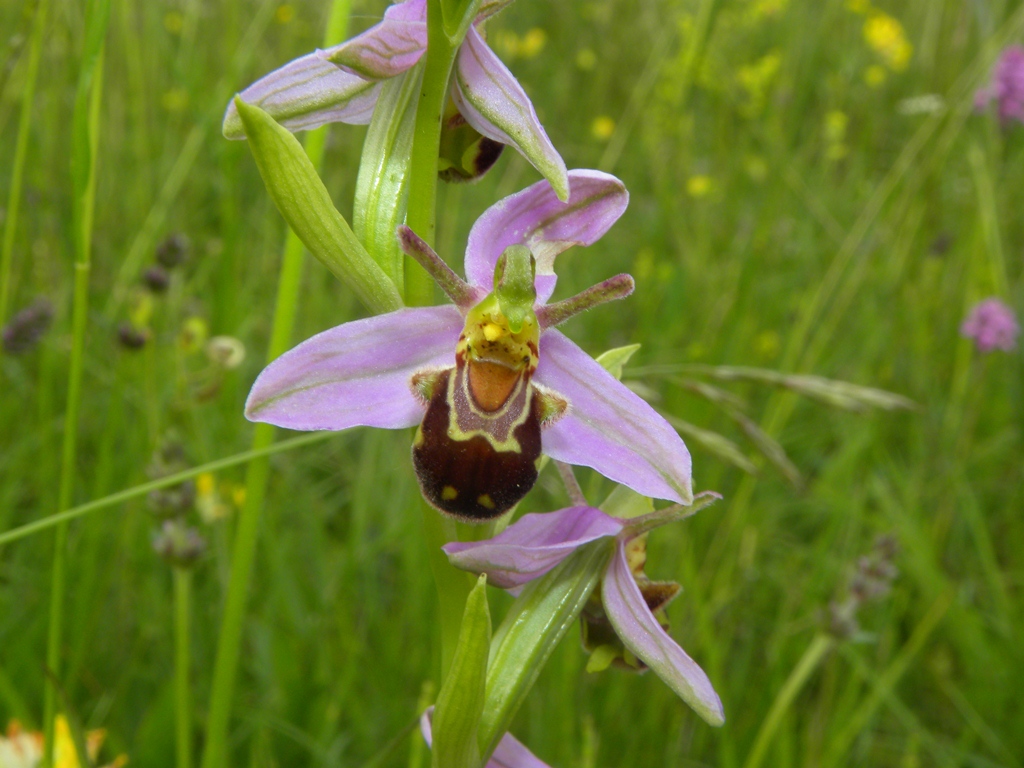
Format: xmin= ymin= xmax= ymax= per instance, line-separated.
xmin=2 ymin=0 xmax=1023 ymax=765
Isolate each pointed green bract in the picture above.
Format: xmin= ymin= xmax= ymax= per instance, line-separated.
xmin=432 ymin=575 xmax=491 ymax=768
xmin=233 ymin=98 xmax=403 ymax=315
xmin=595 ymin=343 xmax=641 ymax=381
xmin=494 ymin=245 xmax=536 ymax=334
xmin=478 ymin=541 xmax=611 ymax=760
xmin=354 ymin=64 xmax=424 ymax=294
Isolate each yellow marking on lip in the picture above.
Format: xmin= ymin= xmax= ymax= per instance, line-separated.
xmin=477 ymin=494 xmax=495 ymax=509
xmin=442 ymin=486 xmax=459 ymax=501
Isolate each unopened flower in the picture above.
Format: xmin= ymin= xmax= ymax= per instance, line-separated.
xmin=443 ymin=502 xmax=725 ymax=725
xmin=2 ymin=298 xmax=53 ymax=354
xmin=117 ymin=322 xmax=149 ymax=350
xmin=143 ymin=265 xmax=171 ymax=293
xmin=827 ymin=534 xmax=899 ymax=640
xmin=222 ymin=0 xmax=568 ymax=199
xmin=155 ymin=233 xmax=190 ymax=269
xmin=206 ymin=335 xmax=246 ymax=369
xmin=246 ymin=171 xmax=693 ymax=520
xmin=960 ymin=298 xmax=1019 ymax=353
xmin=976 ymin=46 xmax=1024 ymax=124
xmin=152 ymin=519 xmax=207 ymax=567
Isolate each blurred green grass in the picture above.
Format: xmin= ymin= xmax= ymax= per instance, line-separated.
xmin=1 ymin=0 xmax=1023 ymax=765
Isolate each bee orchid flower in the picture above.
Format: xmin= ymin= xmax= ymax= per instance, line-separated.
xmin=223 ymin=0 xmax=568 ymax=199
xmin=245 ymin=170 xmax=693 ymax=520
xmin=442 ymin=501 xmax=726 ymax=725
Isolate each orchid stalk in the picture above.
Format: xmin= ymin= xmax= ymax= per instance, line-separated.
xmin=222 ymin=1 xmax=720 ymax=763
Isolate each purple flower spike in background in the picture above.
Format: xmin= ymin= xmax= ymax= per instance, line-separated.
xmin=443 ymin=503 xmax=726 ymax=725
xmin=245 ymin=170 xmax=695 ymax=518
xmin=961 ymin=297 xmax=1020 ymax=353
xmin=223 ymin=0 xmax=569 ymax=199
xmin=975 ymin=46 xmax=1024 ymax=124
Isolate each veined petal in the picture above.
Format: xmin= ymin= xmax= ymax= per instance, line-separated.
xmin=223 ymin=53 xmax=381 ymax=138
xmin=322 ymin=0 xmax=427 ymax=80
xmin=443 ymin=506 xmax=623 ymax=588
xmin=535 ymin=330 xmax=693 ymax=504
xmin=453 ymin=27 xmax=568 ymax=201
xmin=420 ymin=708 xmax=552 ymax=768
xmin=603 ymin=540 xmax=725 ymax=726
xmin=464 ymin=170 xmax=628 ymax=303
xmin=245 ymin=306 xmax=461 ymax=431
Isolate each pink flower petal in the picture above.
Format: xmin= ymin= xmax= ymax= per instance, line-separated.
xmin=536 ymin=330 xmax=693 ymax=504
xmin=443 ymin=506 xmax=623 ymax=588
xmin=321 ymin=0 xmax=427 ymax=80
xmin=463 ymin=170 xmax=628 ymax=302
xmin=223 ymin=53 xmax=381 ymax=138
xmin=603 ymin=540 xmax=725 ymax=726
xmin=245 ymin=305 xmax=461 ymax=431
xmin=453 ymin=27 xmax=568 ymax=201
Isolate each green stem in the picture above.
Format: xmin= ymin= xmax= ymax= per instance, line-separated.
xmin=199 ymin=4 xmax=353 ymax=766
xmin=404 ymin=0 xmax=460 ymax=306
xmin=741 ymin=633 xmax=834 ymax=768
xmin=422 ymin=503 xmax=476 ymax=678
xmin=0 ymin=0 xmax=49 ymax=329
xmin=43 ymin=27 xmax=106 ymax=764
xmin=0 ymin=432 xmax=331 ymax=548
xmin=174 ymin=568 xmax=193 ymax=768
xmin=403 ymin=0 xmax=483 ymax=689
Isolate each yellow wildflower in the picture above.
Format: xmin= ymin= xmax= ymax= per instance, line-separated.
xmin=686 ymin=175 xmax=713 ymax=198
xmin=275 ymin=4 xmax=295 ymax=24
xmin=519 ymin=28 xmax=547 ymax=59
xmin=737 ymin=51 xmax=781 ymax=116
xmin=196 ymin=472 xmax=231 ymax=523
xmin=161 ymin=88 xmax=189 ymax=113
xmin=576 ymin=48 xmax=597 ymax=71
xmin=163 ymin=12 xmax=183 ymax=34
xmin=591 ymin=116 xmax=615 ymax=140
xmin=863 ymin=12 xmax=912 ymax=71
xmin=864 ymin=64 xmax=887 ymax=87
xmin=755 ymin=330 xmax=781 ymax=359
xmin=824 ymin=110 xmax=849 ymax=160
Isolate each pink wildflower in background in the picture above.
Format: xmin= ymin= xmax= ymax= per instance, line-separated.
xmin=975 ymin=46 xmax=1024 ymax=123
xmin=960 ymin=298 xmax=1020 ymax=353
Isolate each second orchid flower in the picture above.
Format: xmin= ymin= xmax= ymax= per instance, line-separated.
xmin=223 ymin=0 xmax=569 ymax=199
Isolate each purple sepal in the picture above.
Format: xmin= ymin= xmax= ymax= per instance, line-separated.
xmin=463 ymin=171 xmax=628 ymax=302
xmin=323 ymin=0 xmax=427 ymax=79
xmin=245 ymin=306 xmax=461 ymax=431
xmin=223 ymin=52 xmax=381 ymax=138
xmin=603 ymin=540 xmax=725 ymax=726
xmin=453 ymin=27 xmax=568 ymax=201
xmin=536 ymin=330 xmax=694 ymax=504
xmin=443 ymin=506 xmax=622 ymax=588
xmin=420 ymin=707 xmax=551 ymax=768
